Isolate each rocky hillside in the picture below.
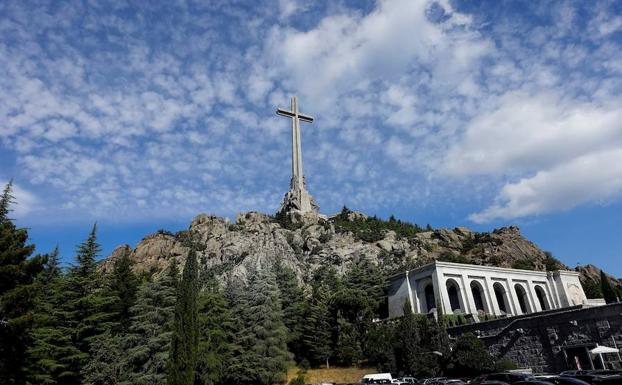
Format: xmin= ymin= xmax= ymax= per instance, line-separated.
xmin=100 ymin=209 xmax=621 ymax=294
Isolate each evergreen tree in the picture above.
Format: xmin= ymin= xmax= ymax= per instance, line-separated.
xmin=63 ymin=225 xmax=119 ymax=385
xmin=0 ymin=181 xmax=47 ymax=384
xmin=109 ymin=250 xmax=139 ymax=331
xmin=224 ymin=275 xmax=255 ymax=385
xmin=273 ymin=261 xmax=305 ymax=360
xmin=448 ymin=333 xmax=494 ymax=377
xmin=82 ymin=331 xmax=128 ymax=385
xmin=394 ymin=302 xmax=424 ymax=376
xmin=246 ymin=269 xmax=291 ymax=385
xmin=26 ymin=247 xmax=82 ymax=385
xmin=195 ymin=278 xmax=234 ymax=385
xmin=168 ymin=249 xmax=199 ymax=385
xmin=125 ymin=260 xmax=178 ymax=385
xmin=600 ymin=270 xmax=618 ymax=303
xmin=334 ymin=311 xmax=362 ymax=366
xmin=0 ymin=180 xmax=14 ymax=221
xmin=302 ymin=285 xmax=333 ymax=368
xmin=364 ymin=321 xmax=396 ymax=373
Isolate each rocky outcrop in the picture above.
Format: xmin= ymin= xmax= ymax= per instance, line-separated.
xmin=98 ymin=211 xmax=620 ymax=289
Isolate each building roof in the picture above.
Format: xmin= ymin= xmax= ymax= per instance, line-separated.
xmin=388 ymin=260 xmax=580 ymax=281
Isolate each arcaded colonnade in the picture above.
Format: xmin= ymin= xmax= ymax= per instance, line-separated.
xmin=387 ymin=261 xmax=591 ymax=319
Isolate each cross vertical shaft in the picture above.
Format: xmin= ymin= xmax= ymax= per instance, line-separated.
xmin=276 ymin=96 xmax=319 ymax=214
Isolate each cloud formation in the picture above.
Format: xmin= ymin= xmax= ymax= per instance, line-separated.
xmin=0 ymin=0 xmax=621 ymax=225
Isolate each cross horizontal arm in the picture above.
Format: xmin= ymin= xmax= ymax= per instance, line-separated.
xmin=276 ymin=108 xmax=314 ymax=123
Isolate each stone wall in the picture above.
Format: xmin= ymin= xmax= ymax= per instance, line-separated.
xmin=447 ymin=303 xmax=622 ymax=373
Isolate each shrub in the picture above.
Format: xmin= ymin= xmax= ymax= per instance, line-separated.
xmin=289 ymin=374 xmax=306 ymax=385
xmin=511 ymin=259 xmax=535 ymax=270
xmin=494 ymin=358 xmax=518 ymax=371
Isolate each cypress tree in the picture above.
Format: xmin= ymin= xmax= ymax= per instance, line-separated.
xmin=600 ymin=270 xmax=618 ymax=304
xmin=0 ymin=181 xmax=46 ymax=384
xmin=195 ymin=278 xmax=234 ymax=385
xmin=394 ymin=301 xmax=424 ymax=376
xmin=168 ymin=249 xmax=199 ymax=385
xmin=125 ymin=260 xmax=178 ymax=385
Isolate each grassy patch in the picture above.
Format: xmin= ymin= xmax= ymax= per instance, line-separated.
xmin=286 ymin=366 xmax=376 ymax=385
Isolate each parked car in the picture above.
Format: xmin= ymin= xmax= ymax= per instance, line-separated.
xmin=514 ymin=381 xmax=555 ymax=385
xmin=444 ymin=380 xmax=467 ymax=385
xmin=481 ymin=381 xmax=511 ymax=385
xmin=421 ymin=378 xmax=447 ymax=385
xmin=591 ymin=375 xmax=622 ymax=384
xmin=474 ymin=373 xmax=535 ymax=384
xmin=535 ymin=376 xmax=590 ymax=385
xmin=397 ymin=377 xmax=419 ymax=384
xmin=562 ymin=370 xmax=622 ymax=384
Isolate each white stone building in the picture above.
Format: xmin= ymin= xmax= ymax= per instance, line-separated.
xmin=387 ymin=261 xmax=591 ymax=319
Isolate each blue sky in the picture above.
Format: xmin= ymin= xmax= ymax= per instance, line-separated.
xmin=1 ymin=0 xmax=621 ymax=276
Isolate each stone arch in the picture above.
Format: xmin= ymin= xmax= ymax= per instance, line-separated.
xmin=446 ymin=279 xmax=464 ymax=313
xmin=514 ymin=283 xmax=532 ymax=314
xmin=424 ymin=283 xmax=436 ymax=313
xmin=493 ymin=282 xmax=510 ymax=315
xmin=534 ymin=285 xmax=550 ymax=310
xmin=470 ymin=280 xmax=489 ymax=314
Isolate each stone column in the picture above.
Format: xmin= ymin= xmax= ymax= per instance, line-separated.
xmin=547 ymin=274 xmax=561 ymax=309
xmin=432 ymin=270 xmax=449 ymax=314
xmin=405 ymin=271 xmax=416 ymax=314
xmin=484 ymin=277 xmax=501 ymax=315
xmin=461 ymin=274 xmax=477 ymax=314
xmin=527 ymin=281 xmax=541 ymax=312
xmin=507 ymin=280 xmax=521 ymax=315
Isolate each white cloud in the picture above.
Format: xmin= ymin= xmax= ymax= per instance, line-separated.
xmin=266 ymin=0 xmax=490 ymax=110
xmin=442 ymin=91 xmax=622 ymax=177
xmin=1 ymin=181 xmax=39 ymax=218
xmin=470 ymin=148 xmax=622 ymax=223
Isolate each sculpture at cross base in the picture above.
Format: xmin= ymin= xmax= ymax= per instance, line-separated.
xmin=276 ymin=96 xmax=319 ymax=216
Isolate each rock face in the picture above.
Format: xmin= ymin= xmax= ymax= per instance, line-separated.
xmin=99 ymin=211 xmax=619 ymax=289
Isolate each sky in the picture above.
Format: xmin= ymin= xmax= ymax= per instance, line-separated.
xmin=1 ymin=0 xmax=621 ymax=276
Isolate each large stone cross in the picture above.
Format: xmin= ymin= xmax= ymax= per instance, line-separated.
xmin=277 ymin=96 xmax=313 ymax=191
xmin=276 ymin=96 xmax=318 ymax=214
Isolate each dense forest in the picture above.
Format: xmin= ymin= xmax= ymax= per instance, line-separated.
xmin=1 ymin=181 xmax=522 ymax=385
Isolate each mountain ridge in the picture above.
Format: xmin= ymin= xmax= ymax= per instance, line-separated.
xmin=100 ymin=209 xmax=621 ymax=297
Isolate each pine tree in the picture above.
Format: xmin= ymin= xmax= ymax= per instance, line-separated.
xmin=0 ymin=180 xmax=14 ymax=221
xmin=195 ymin=278 xmax=234 ymax=385
xmin=0 ymin=181 xmax=47 ymax=384
xmin=26 ymin=247 xmax=82 ymax=385
xmin=82 ymin=331 xmax=128 ymax=385
xmin=224 ymin=276 xmax=254 ymax=385
xmin=302 ymin=285 xmax=333 ymax=368
xmin=600 ymin=270 xmax=618 ymax=303
xmin=63 ymin=224 xmax=119 ymax=385
xmin=168 ymin=249 xmax=199 ymax=385
xmin=109 ymin=250 xmax=139 ymax=331
xmin=364 ymin=321 xmax=396 ymax=373
xmin=125 ymin=260 xmax=178 ymax=385
xmin=273 ymin=261 xmax=305 ymax=360
xmin=334 ymin=311 xmax=362 ymax=366
xmin=244 ymin=269 xmax=291 ymax=385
